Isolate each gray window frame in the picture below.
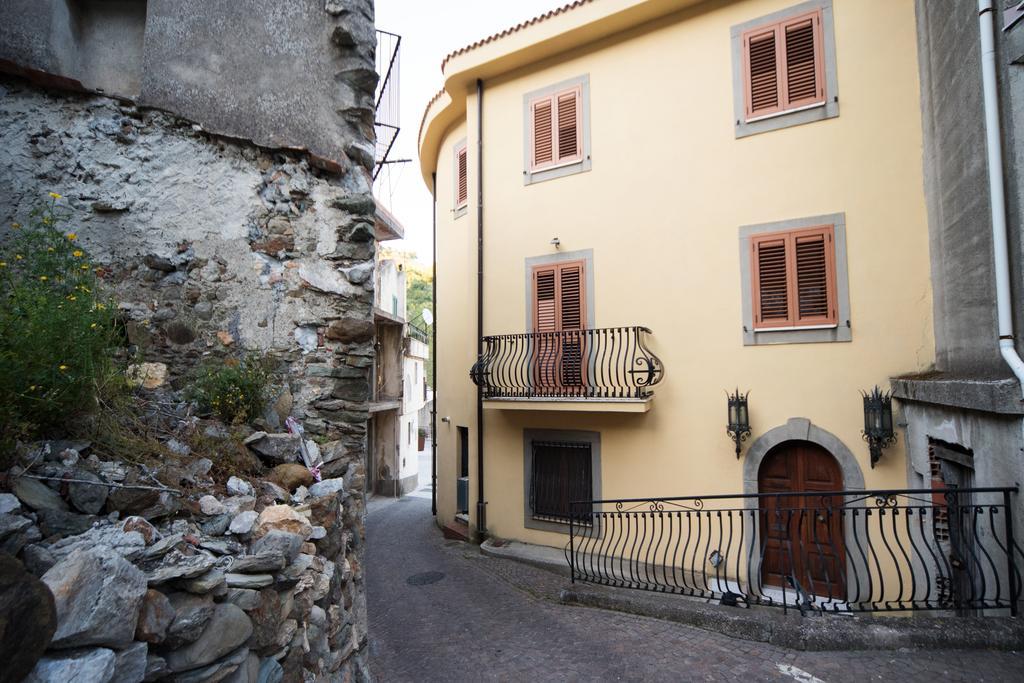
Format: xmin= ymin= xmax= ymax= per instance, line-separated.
xmin=523 ymin=429 xmax=601 ymax=535
xmin=738 ymin=212 xmax=851 ymax=346
xmin=730 ymin=0 xmax=839 ymax=139
xmin=453 ymin=137 xmax=468 ymax=219
xmin=522 ymin=74 xmax=592 ymax=185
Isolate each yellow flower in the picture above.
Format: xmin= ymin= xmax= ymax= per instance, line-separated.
xmin=42 ymin=217 xmax=51 ymax=225
xmin=47 ymin=247 xmax=54 ymax=252
xmin=29 ymin=385 xmax=36 ymax=391
xmin=49 ymin=192 xmax=62 ymax=199
xmin=81 ymin=264 xmax=89 ymax=271
xmin=0 ymin=262 xmax=5 ymax=268
xmin=11 ymin=222 xmax=20 ymax=229
xmin=67 ymin=295 xmax=77 ymax=301
xmin=95 ymin=303 xmax=106 ymax=310
xmin=90 ymin=323 xmax=97 ymax=329
xmin=73 ymin=250 xmax=83 ymax=258
xmin=15 ymin=255 xmax=23 ymax=260
xmin=39 ymin=276 xmax=48 ymax=281
xmin=67 ymin=233 xmax=77 ymax=241
xmin=58 ymin=365 xmax=68 ymax=371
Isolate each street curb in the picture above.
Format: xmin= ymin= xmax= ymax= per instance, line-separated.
xmin=480 ymin=538 xmax=571 ymax=576
xmin=559 ymin=585 xmax=1024 ymax=652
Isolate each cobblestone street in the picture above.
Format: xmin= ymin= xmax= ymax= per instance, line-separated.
xmin=366 ymin=496 xmax=1024 ymax=682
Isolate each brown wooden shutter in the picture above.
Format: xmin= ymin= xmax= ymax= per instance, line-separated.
xmin=558 ymin=263 xmax=583 ymax=331
xmin=744 ymin=26 xmax=782 ymax=119
xmin=752 ymin=235 xmax=792 ymax=326
xmin=532 ymin=261 xmax=586 ymax=332
xmin=532 ymin=98 xmax=554 ymax=169
xmin=534 ymin=267 xmax=557 ymax=332
xmin=782 ymin=12 xmax=824 ymax=108
xmin=458 ymin=145 xmax=468 ymax=206
xmin=794 ymin=227 xmax=837 ymax=324
xmin=751 ymin=225 xmax=837 ymax=330
xmin=556 ymin=89 xmax=581 ymax=162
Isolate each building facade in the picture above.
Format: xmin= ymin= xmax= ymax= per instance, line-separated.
xmin=420 ymin=0 xmax=1023 ymax=612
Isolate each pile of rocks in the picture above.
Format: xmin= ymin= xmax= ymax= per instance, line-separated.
xmin=0 ymin=442 xmax=367 ymax=682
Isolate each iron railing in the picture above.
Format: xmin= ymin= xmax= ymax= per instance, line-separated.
xmin=374 ymin=29 xmax=401 ymax=180
xmin=407 ymin=322 xmax=429 ymax=345
xmin=566 ymin=488 xmax=1022 ymax=615
xmin=469 ymin=326 xmax=664 ymax=400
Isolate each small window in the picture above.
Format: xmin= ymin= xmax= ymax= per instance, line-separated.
xmin=529 ymin=86 xmax=582 ymax=171
xmin=751 ymin=225 xmax=837 ymax=329
xmin=529 ymin=441 xmax=592 ymax=524
xmin=742 ymin=10 xmax=825 ymax=121
xmin=453 ymin=140 xmax=468 ymax=217
xmin=731 ymin=1 xmax=838 ymax=138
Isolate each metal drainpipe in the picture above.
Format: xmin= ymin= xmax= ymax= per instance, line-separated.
xmin=431 ymin=172 xmax=437 ymax=516
xmin=978 ymin=0 xmax=1024 ymax=402
xmin=475 ymin=78 xmax=487 ymax=536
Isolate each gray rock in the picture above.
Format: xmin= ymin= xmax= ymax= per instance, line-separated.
xmin=11 ymin=477 xmax=68 ymax=512
xmin=226 ymin=477 xmax=253 ymax=497
xmin=278 ymin=553 xmax=315 ymax=582
xmin=43 ymin=548 xmax=147 ymax=648
xmin=0 ymin=492 xmax=22 ymax=515
xmin=309 ymin=525 xmax=327 ymax=540
xmin=225 ymin=588 xmax=260 ymax=611
xmin=164 ymin=593 xmax=215 ymax=649
xmin=166 ymin=439 xmax=190 ymax=457
xmin=37 ymin=508 xmax=98 ymax=537
xmin=199 ymin=495 xmax=226 ymax=516
xmin=26 ymin=647 xmax=116 ymax=683
xmin=0 ymin=513 xmax=33 ymax=554
xmin=290 ymin=485 xmax=309 ymax=504
xmin=112 ymin=641 xmax=148 ymax=683
xmin=224 ymin=573 xmax=274 ymax=589
xmin=68 ymin=469 xmax=109 ymax=515
xmin=194 ymin=301 xmax=214 ymax=320
xmin=146 ymin=550 xmax=218 ymax=585
xmin=307 ymin=477 xmax=346 ymax=499
xmin=221 ymin=496 xmax=256 ymax=517
xmin=180 ymin=569 xmax=226 ymax=595
xmin=227 ymin=552 xmax=285 ymax=574
xmin=250 ymin=530 xmax=303 ymax=564
xmin=200 ymin=513 xmax=232 ymax=536
xmin=228 ymin=510 xmax=258 ymax=535
xmin=257 ymin=656 xmax=283 ymax=683
xmin=246 ymin=434 xmax=301 ymax=466
xmin=21 ymin=543 xmax=57 ymax=576
xmin=190 ymin=458 xmax=213 ymax=480
xmin=163 ymin=604 xmax=253 ymax=672
xmin=170 ymin=645 xmax=249 ymax=683
xmin=48 ymin=522 xmax=147 ymax=563
xmin=199 ymin=537 xmax=244 ymax=555
xmin=0 ymin=554 xmax=57 ymax=681
xmin=260 ymin=481 xmax=289 ymax=502
xmin=94 ymin=459 xmax=128 ymax=482
xmin=222 ymin=650 xmax=260 ymax=683
xmin=145 ymin=653 xmax=169 ymax=681
xmin=144 ymin=532 xmax=184 ymax=559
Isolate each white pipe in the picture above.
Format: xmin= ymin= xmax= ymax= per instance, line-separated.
xmin=978 ymin=0 xmax=1024 ymax=401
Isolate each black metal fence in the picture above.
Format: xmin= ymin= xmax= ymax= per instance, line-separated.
xmin=374 ymin=29 xmax=401 ymax=180
xmin=470 ymin=326 xmax=664 ymax=400
xmin=407 ymin=321 xmax=429 ymax=345
xmin=566 ymin=488 xmax=1022 ymax=615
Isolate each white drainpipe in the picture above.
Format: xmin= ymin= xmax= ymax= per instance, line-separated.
xmin=978 ymin=0 xmax=1024 ymax=402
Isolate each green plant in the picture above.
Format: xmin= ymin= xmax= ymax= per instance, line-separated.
xmin=186 ymin=355 xmax=272 ymax=424
xmin=0 ymin=195 xmax=119 ymax=443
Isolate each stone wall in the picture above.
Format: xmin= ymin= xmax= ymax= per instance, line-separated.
xmin=2 ymin=445 xmax=369 ymax=681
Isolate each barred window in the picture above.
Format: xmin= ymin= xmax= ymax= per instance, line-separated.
xmin=529 ymin=441 xmax=592 ymax=524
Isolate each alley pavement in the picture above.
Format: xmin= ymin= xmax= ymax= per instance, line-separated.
xmin=366 ymin=495 xmax=1024 ymax=682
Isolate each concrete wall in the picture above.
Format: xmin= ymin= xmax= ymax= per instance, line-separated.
xmin=914 ymin=0 xmax=1024 ymax=375
xmin=426 ymin=0 xmax=935 ymax=544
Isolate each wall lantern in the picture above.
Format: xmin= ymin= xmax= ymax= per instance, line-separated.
xmin=862 ymin=386 xmax=896 ymax=468
xmin=726 ymin=389 xmax=751 ymax=458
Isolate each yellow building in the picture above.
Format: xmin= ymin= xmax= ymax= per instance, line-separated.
xmin=418 ymin=0 xmax=1020 ymax=614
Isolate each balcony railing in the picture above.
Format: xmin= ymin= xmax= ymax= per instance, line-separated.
xmin=407 ymin=322 xmax=429 ymax=345
xmin=566 ymin=488 xmax=1023 ymax=615
xmin=469 ymin=326 xmax=664 ymax=400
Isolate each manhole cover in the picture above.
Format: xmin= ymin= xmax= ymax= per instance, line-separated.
xmin=406 ymin=571 xmax=445 ymax=586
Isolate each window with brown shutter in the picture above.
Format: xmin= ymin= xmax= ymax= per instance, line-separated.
xmin=751 ymin=225 xmax=837 ymax=329
xmin=529 ymin=85 xmax=582 ymax=171
xmin=742 ymin=9 xmax=825 ymax=121
xmin=532 ymin=261 xmax=587 ymax=392
xmin=455 ymin=143 xmax=468 ymax=210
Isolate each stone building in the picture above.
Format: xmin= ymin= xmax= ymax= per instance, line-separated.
xmin=0 ymin=0 xmax=382 ymax=678
xmin=894 ymin=1 xmax=1024 ymax=514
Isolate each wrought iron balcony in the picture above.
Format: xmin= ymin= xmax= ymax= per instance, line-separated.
xmin=565 ymin=487 xmax=1023 ymax=616
xmin=470 ymin=326 xmax=664 ymax=401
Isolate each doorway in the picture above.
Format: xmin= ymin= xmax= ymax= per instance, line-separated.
xmin=457 ymin=426 xmax=469 ymax=514
xmin=758 ymin=440 xmax=845 ymax=600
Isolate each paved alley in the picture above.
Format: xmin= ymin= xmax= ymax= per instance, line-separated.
xmin=366 ymin=496 xmax=1024 ymax=682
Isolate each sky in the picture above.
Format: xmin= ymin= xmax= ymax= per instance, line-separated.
xmin=372 ymin=0 xmax=566 ymax=264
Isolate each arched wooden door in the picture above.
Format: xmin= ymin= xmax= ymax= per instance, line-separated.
xmin=758 ymin=441 xmax=846 ymax=600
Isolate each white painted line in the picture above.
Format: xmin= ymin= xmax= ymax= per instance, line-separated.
xmin=776 ymin=664 xmax=827 ymax=683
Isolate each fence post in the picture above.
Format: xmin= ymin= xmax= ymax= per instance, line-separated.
xmin=1005 ymin=488 xmax=1018 ymax=617
xmin=569 ymin=503 xmax=576 ymax=584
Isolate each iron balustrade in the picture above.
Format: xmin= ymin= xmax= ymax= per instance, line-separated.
xmin=469 ymin=326 xmax=664 ymax=400
xmin=407 ymin=322 xmax=429 ymax=345
xmin=566 ymin=488 xmax=1022 ymax=615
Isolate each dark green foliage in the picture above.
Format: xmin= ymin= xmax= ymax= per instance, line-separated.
xmin=186 ymin=355 xmax=272 ymax=424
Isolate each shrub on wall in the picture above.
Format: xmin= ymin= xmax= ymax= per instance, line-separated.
xmin=0 ymin=195 xmax=119 ymax=443
xmin=186 ymin=355 xmax=272 ymax=425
